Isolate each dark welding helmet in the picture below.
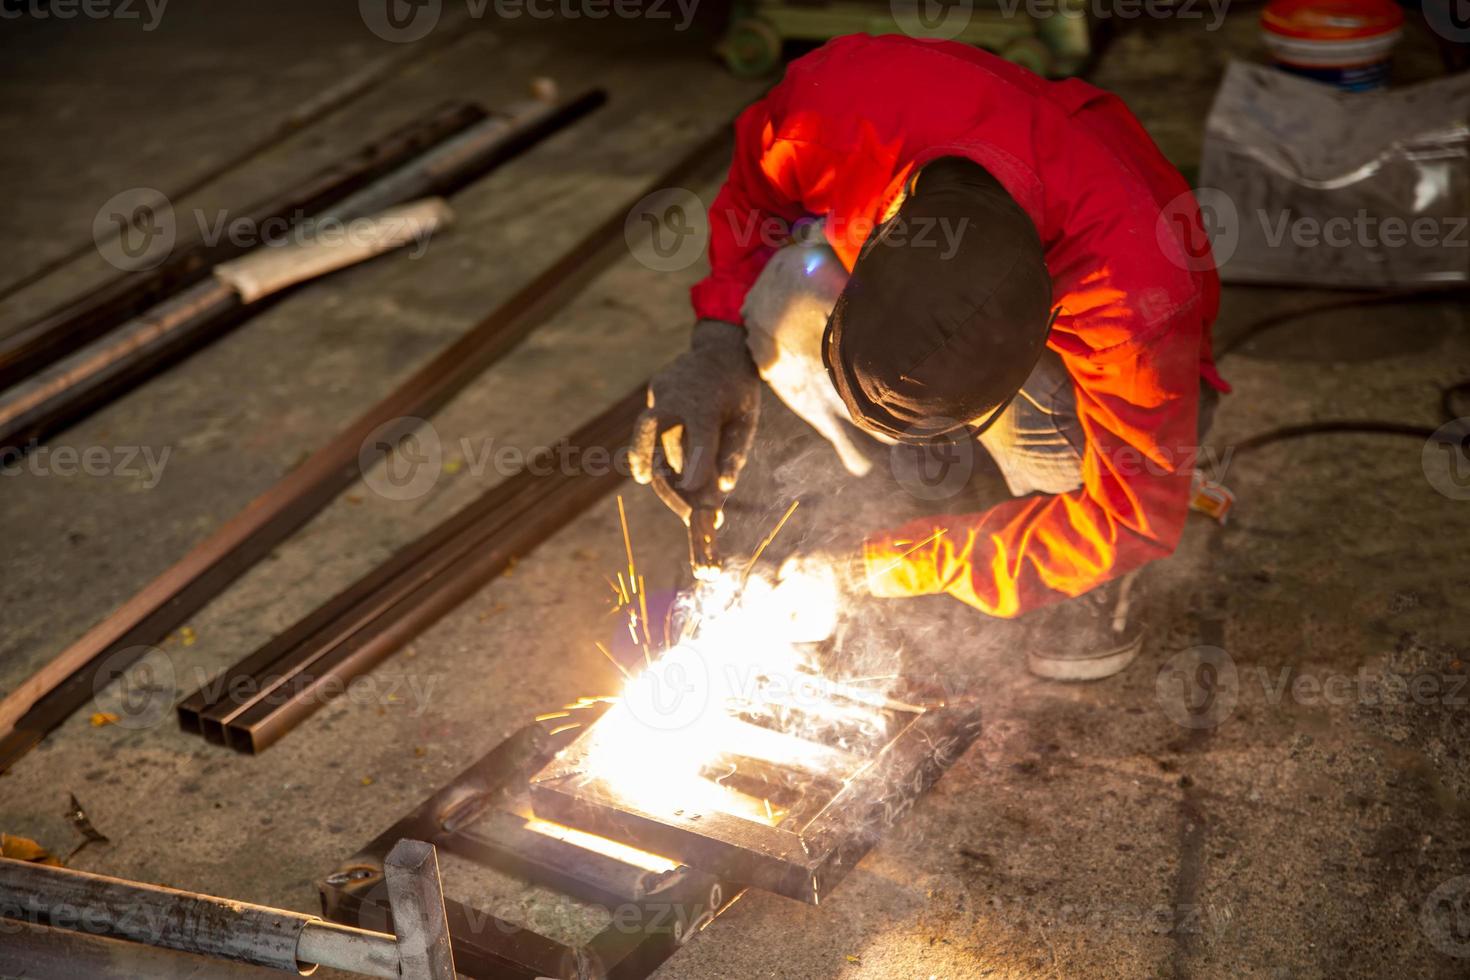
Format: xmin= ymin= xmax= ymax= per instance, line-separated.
xmin=822 ymin=156 xmax=1054 ymax=443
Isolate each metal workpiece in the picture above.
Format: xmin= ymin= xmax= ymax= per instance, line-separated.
xmin=528 ymin=683 xmax=984 ymax=904
xmin=0 ymin=856 xmax=404 ymax=976
xmin=383 ymin=841 xmax=457 ymax=980
xmin=320 ymin=707 xmax=743 ymax=980
xmin=0 ymin=109 xmax=733 ymax=777
xmin=177 ymin=386 xmax=645 ymax=754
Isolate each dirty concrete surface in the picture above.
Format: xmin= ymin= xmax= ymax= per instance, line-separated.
xmin=1 ymin=4 xmax=1468 ymax=979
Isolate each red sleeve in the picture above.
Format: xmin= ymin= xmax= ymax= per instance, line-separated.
xmin=690 ymin=99 xmax=811 ymax=325
xmin=862 ymin=299 xmax=1205 ymax=618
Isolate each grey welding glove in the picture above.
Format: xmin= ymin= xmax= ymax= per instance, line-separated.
xmin=630 ymin=319 xmax=761 ymax=523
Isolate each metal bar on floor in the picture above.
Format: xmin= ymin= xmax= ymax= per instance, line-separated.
xmin=0 ymin=87 xmax=727 ymax=777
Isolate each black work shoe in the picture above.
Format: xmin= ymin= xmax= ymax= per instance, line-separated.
xmin=1024 ymin=571 xmax=1143 ymax=681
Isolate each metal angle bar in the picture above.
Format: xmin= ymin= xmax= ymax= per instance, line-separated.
xmin=0 ymin=101 xmax=487 ymax=392
xmin=225 ymin=449 xmax=631 ymax=753
xmin=177 ymin=436 xmax=551 ymax=733
xmin=320 ymin=710 xmax=744 ymax=980
xmin=183 ymin=387 xmax=642 ymax=752
xmin=188 ymin=394 xmax=629 ymax=730
xmin=0 ymin=118 xmax=734 ymax=774
xmin=0 ymin=90 xmax=608 ymax=455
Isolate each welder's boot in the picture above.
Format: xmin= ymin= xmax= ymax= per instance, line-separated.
xmin=1024 ymin=570 xmax=1142 ymax=681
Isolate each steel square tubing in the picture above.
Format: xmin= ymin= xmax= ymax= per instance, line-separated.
xmin=179 ymin=388 xmax=641 ymax=752
xmin=528 ymin=697 xmax=983 ymax=904
xmin=0 ymin=120 xmax=734 ymax=774
xmin=321 ymin=710 xmax=744 ymax=980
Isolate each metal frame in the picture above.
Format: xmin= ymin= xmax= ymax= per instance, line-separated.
xmin=529 ymin=683 xmax=983 ymax=904
xmin=320 ymin=706 xmax=744 ymax=980
xmin=0 ymin=118 xmax=733 ymax=775
xmin=177 ymin=387 xmax=644 ymax=753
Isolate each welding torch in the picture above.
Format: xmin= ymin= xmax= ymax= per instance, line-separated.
xmin=648 ymin=426 xmax=726 ymax=580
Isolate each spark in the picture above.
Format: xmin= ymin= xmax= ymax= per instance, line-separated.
xmin=547 ymin=723 xmax=581 ymax=737
xmin=594 ymin=641 xmax=631 ymax=681
xmin=864 ymin=528 xmax=947 ymax=585
xmin=617 ymin=494 xmax=637 ymax=595
xmin=535 ymin=710 xmax=571 ymax=722
xmin=742 ymin=499 xmax=801 ymax=582
xmin=637 ymin=574 xmax=652 ymax=664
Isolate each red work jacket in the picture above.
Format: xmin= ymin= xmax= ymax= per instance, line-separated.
xmin=691 ymin=34 xmax=1228 ymax=617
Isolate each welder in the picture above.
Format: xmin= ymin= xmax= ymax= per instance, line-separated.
xmin=629 ymin=34 xmax=1228 ymax=681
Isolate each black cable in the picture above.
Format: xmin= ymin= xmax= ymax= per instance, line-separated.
xmin=1216 ymin=288 xmax=1470 ymax=457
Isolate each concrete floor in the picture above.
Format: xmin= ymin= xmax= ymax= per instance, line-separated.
xmin=2 ymin=4 xmax=1469 ymax=979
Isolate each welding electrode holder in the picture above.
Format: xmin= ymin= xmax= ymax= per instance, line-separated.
xmin=647 ymin=453 xmax=725 ymax=579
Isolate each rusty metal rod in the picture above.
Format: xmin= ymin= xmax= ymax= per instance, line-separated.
xmin=0 ymin=857 xmax=399 ymax=976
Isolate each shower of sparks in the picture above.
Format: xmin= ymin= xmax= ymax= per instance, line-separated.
xmin=571 ymin=497 xmax=906 ymax=827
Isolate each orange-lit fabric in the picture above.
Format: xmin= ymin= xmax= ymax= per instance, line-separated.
xmin=691 ymin=35 xmax=1227 ymax=616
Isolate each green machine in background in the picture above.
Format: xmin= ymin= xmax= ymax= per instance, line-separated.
xmin=718 ymin=2 xmax=1095 ymax=77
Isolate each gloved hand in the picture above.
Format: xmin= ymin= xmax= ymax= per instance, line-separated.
xmin=630 ymin=319 xmax=760 ymax=523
